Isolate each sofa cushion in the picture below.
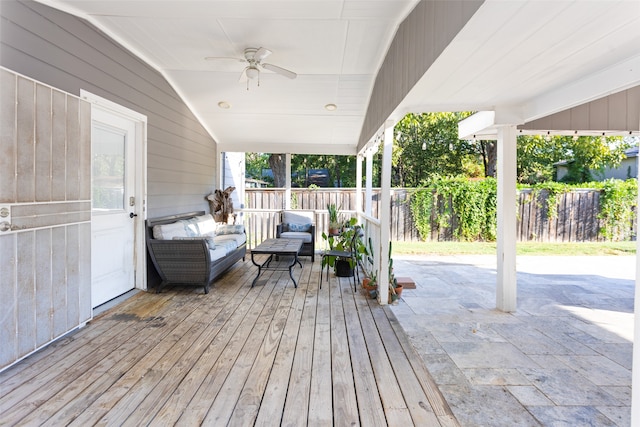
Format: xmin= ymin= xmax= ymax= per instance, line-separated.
xmin=182 ymin=217 xmax=201 ymax=237
xmin=282 ymin=210 xmax=314 ymax=225
xmin=208 ymin=246 xmax=227 ymax=262
xmin=153 ymin=221 xmax=189 ymax=240
xmin=213 ymin=233 xmax=247 ymax=247
xmin=280 ymin=231 xmax=313 ymax=243
xmin=193 ymin=214 xmax=217 ymax=236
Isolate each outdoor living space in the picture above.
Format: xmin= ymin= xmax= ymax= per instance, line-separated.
xmin=2 ymin=1 xmax=640 ymax=425
xmin=1 ymin=251 xmax=633 ymax=426
xmin=0 ymin=256 xmax=456 ymax=426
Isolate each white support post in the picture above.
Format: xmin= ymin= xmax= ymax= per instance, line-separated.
xmin=365 ymin=149 xmax=373 ymax=217
xmin=285 ymin=153 xmax=292 ymax=210
xmin=379 ymin=120 xmax=394 ymax=305
xmin=632 ymin=146 xmax=640 ymax=427
xmin=356 ymin=154 xmax=363 ymax=216
xmin=496 ymin=126 xmax=517 ymax=312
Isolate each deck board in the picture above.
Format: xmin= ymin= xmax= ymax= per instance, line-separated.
xmin=280 ymin=265 xmax=318 ymax=426
xmin=308 ymin=269 xmax=333 ymax=425
xmin=329 ymin=274 xmax=360 ymax=426
xmin=0 ymin=257 xmax=457 ymax=426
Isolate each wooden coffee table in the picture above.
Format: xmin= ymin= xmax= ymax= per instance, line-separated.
xmin=250 ymin=238 xmax=303 ymax=287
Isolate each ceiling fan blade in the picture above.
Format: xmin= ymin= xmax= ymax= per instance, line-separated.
xmin=262 ymin=63 xmax=297 ymax=79
xmin=254 ymin=47 xmax=272 ymax=62
xmin=205 ymin=56 xmax=246 ymax=63
xmin=238 ymin=67 xmax=248 ymax=83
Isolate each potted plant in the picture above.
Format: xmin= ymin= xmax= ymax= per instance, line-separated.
xmin=327 ymin=203 xmax=341 ymax=236
xmin=321 ymin=217 xmax=363 ymax=277
xmin=362 ymin=270 xmax=377 ymax=291
xmin=334 ymin=218 xmax=358 ymax=277
xmin=362 ymin=242 xmax=402 ymax=302
xmin=388 ymin=242 xmax=403 ymax=301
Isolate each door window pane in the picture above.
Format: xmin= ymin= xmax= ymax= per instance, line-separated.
xmin=92 ymin=125 xmax=126 ymax=210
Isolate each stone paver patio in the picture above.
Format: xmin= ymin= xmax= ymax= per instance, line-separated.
xmin=390 ymin=255 xmax=634 ymax=427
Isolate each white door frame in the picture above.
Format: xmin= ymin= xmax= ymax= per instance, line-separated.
xmin=81 ymin=90 xmax=148 ymax=292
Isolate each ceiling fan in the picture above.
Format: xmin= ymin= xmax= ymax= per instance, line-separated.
xmin=206 ymin=47 xmax=297 ymax=89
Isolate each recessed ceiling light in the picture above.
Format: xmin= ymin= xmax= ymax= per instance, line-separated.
xmin=324 ymin=103 xmax=337 ymax=111
xmin=218 ymin=101 xmax=231 ymax=109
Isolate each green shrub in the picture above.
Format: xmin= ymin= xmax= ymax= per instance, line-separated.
xmin=598 ymin=179 xmax=637 ymax=240
xmin=410 ymin=177 xmax=637 ymax=242
xmin=410 ymin=176 xmax=497 ymax=241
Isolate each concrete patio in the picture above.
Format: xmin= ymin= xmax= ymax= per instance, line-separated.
xmin=391 ymin=255 xmax=635 ymax=426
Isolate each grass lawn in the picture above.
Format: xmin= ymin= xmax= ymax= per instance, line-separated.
xmin=392 ymin=241 xmax=637 ymax=256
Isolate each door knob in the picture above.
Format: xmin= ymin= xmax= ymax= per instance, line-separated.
xmin=129 ymin=212 xmax=138 ymax=218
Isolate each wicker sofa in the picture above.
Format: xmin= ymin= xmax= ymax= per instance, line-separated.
xmin=146 ymin=211 xmax=246 ymax=294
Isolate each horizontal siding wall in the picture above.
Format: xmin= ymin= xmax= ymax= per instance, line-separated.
xmin=0 ymin=0 xmax=220 ymax=368
xmin=0 ymin=0 xmax=218 ymax=218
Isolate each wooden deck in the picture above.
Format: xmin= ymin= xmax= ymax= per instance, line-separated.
xmin=0 ymin=256 xmax=457 ymax=426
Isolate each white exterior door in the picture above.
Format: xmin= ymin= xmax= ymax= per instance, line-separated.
xmin=90 ymin=108 xmax=137 ymax=307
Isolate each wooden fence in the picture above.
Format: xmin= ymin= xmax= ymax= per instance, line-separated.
xmin=243 ymin=188 xmax=636 ymax=242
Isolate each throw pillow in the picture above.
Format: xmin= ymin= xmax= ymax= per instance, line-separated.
xmin=288 ymin=223 xmax=311 ymax=232
xmin=216 ymin=224 xmax=245 ymax=235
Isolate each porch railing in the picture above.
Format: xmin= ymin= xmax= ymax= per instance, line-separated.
xmin=239 ymin=208 xmax=358 ymax=250
xmin=239 ymin=208 xmax=381 ymax=283
xmin=245 ymin=187 xmax=636 ymax=242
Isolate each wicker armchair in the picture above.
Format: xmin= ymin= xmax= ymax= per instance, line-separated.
xmin=276 ymin=210 xmax=315 ymax=262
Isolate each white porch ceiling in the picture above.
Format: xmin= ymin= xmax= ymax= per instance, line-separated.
xmin=39 ymin=0 xmax=640 ymax=154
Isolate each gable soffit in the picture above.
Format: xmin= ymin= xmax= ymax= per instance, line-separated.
xmin=361 ymin=0 xmax=640 ymax=150
xmin=358 ymin=0 xmax=484 ymax=152
xmin=519 ymin=85 xmax=640 ymax=135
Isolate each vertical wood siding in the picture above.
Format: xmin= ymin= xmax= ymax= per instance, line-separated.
xmin=358 ymin=0 xmax=484 ymax=150
xmin=519 ymin=86 xmax=640 ymax=132
xmin=1 ymin=0 xmax=218 ymax=218
xmin=0 ymin=69 xmax=92 ymax=371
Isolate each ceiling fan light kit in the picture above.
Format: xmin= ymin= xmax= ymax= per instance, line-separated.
xmin=245 ymin=66 xmax=260 ymax=80
xmin=206 ymin=46 xmax=297 ymax=90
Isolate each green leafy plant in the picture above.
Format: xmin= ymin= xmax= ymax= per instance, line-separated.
xmin=598 ymin=178 xmax=637 ymax=240
xmin=410 ymin=176 xmax=497 ymax=241
xmin=388 ymin=241 xmax=400 ymax=301
xmin=322 ymin=217 xmax=362 ymax=272
xmin=410 ymin=176 xmax=637 ymax=243
xmin=527 ymin=181 xmax=571 ymax=219
xmin=327 ymin=203 xmax=342 ymax=234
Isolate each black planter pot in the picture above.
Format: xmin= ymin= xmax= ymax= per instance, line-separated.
xmin=335 ymin=259 xmax=354 ymax=277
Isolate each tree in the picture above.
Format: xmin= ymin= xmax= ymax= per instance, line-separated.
xmin=268 ymin=154 xmax=287 ymax=187
xmin=479 ymin=140 xmax=496 ymax=177
xmin=516 ymin=135 xmax=566 ymax=183
xmin=290 ymin=154 xmax=357 ymax=187
xmin=245 ymin=152 xmax=270 ymax=181
xmin=516 ymin=135 xmax=630 ymax=184
xmin=245 ymin=153 xmax=358 ymax=188
xmin=560 ymin=136 xmax=629 ymax=183
xmin=392 ymin=112 xmax=479 ymax=186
